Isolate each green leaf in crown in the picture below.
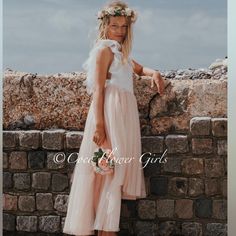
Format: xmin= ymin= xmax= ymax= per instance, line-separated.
xmin=114 ymin=9 xmax=122 ymax=16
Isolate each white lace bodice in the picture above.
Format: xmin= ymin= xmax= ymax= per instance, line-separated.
xmin=82 ymin=39 xmax=134 ymax=95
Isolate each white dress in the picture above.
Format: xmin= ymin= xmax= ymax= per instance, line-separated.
xmin=63 ymin=39 xmax=147 ymax=235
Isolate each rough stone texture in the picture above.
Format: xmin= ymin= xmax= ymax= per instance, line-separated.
xmin=195 ymin=198 xmax=212 ymax=218
xmin=158 ymin=221 xmax=181 ymax=236
xmin=3 ymin=66 xmax=227 ymax=135
xmin=18 ymin=130 xmax=41 ymax=149
xmin=156 ymin=199 xmax=174 ymax=218
xmin=38 ymin=215 xmax=61 ymax=233
xmin=135 ymin=221 xmax=158 ymax=236
xmin=16 ymin=216 xmax=37 ymax=232
xmin=36 ymin=193 xmax=53 ymax=211
xmin=42 ymin=129 xmax=65 ymax=150
xmin=13 ymin=173 xmax=30 ymax=190
xmin=205 ymin=223 xmax=227 ymax=236
xmin=205 ymin=159 xmax=224 ymax=177
xmin=190 ymin=117 xmax=211 ymax=136
xmin=163 ymin=156 xmax=182 ymax=173
xmin=32 ymin=172 xmax=51 ymax=190
xmin=137 ymin=200 xmax=156 ymax=220
xmin=192 ymin=138 xmax=213 ymax=154
xmin=119 ymin=220 xmax=134 ymax=235
xmin=3 ymin=213 xmax=16 ymax=231
xmin=169 ymin=177 xmax=188 ymax=196
xmin=165 ymin=135 xmax=189 ymax=153
xmin=3 ymin=58 xmax=228 ymax=235
xmin=150 ymin=176 xmax=168 ymax=196
xmin=3 ymin=172 xmax=13 ymax=189
xmin=3 ymin=194 xmax=18 ymax=211
xmin=2 ymin=124 xmax=228 ymax=234
xmin=212 ymin=118 xmax=227 ymax=137
xmin=134 ymin=76 xmax=227 ymax=135
xmin=3 ymin=152 xmax=8 ymax=169
xmin=181 ymin=158 xmax=204 ymax=175
xmin=51 ymin=173 xmax=69 ymax=191
xmin=3 ymin=131 xmax=18 ymax=148
xmin=28 ymin=151 xmax=45 ymax=169
xmin=175 ymin=199 xmax=193 ymax=219
xmin=66 ymin=131 xmax=83 ymax=149
xmin=141 ymin=136 xmax=164 ymax=153
xmin=18 ymin=195 xmax=35 ymax=212
xmin=182 ymin=222 xmax=202 ymax=236
xmin=217 ymin=139 xmax=227 ymax=155
xmin=54 ymin=194 xmax=68 ymax=213
xmin=205 ymin=178 xmax=221 ymax=196
xmin=188 ymin=178 xmax=204 ymax=197
xmin=9 ymin=151 xmax=27 ymax=170
xmin=47 ymin=152 xmax=65 ymax=169
xmin=143 ymin=157 xmax=161 ymax=177
xmin=212 ymin=199 xmax=227 ymax=220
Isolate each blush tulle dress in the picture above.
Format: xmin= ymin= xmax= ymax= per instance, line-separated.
xmin=63 ymin=39 xmax=147 ymax=235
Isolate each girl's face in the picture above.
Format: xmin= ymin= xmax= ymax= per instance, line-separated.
xmin=107 ymin=16 xmax=128 ymax=43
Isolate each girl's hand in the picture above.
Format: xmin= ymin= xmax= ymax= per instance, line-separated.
xmin=93 ymin=125 xmax=106 ymax=147
xmin=151 ymin=72 xmax=165 ymax=96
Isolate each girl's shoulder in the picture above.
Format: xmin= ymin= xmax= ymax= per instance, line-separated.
xmin=93 ymin=39 xmax=122 ymax=56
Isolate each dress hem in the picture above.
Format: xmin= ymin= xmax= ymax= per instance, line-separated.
xmin=94 ymin=227 xmax=120 ymax=232
xmin=63 ymin=229 xmax=95 ymax=235
xmin=63 ymin=227 xmax=120 ymax=235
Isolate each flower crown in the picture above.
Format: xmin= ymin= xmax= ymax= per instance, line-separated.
xmin=97 ymin=6 xmax=137 ymax=23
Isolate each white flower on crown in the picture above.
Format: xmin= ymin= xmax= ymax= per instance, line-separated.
xmin=107 ymin=7 xmax=115 ymax=15
xmin=121 ymin=9 xmax=126 ymax=14
xmin=125 ymin=8 xmax=132 ymax=16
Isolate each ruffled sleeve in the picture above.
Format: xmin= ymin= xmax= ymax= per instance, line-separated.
xmin=82 ymin=39 xmax=122 ymax=95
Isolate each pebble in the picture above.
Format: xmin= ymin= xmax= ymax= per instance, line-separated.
xmin=162 ymin=58 xmax=227 ymax=80
xmin=24 ymin=115 xmax=35 ymax=126
xmin=5 ymin=58 xmax=227 ymax=81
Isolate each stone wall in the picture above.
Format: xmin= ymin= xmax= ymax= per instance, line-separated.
xmin=3 ymin=117 xmax=227 ymax=236
xmin=3 ymin=59 xmax=227 ymax=235
xmin=3 ymin=58 xmax=227 ymax=136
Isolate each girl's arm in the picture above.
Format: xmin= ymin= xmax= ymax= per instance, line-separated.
xmin=92 ymin=47 xmax=113 ymax=146
xmin=131 ymin=58 xmax=165 ymax=96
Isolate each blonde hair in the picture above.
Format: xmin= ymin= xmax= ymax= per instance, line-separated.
xmin=95 ymin=0 xmax=136 ymax=65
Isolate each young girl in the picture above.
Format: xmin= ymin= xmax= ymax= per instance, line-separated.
xmin=63 ymin=1 xmax=164 ymax=236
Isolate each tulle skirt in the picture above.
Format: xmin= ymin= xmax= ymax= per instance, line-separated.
xmin=63 ymin=83 xmax=147 ymax=235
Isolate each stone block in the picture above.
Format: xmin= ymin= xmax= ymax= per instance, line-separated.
xmin=212 ymin=118 xmax=227 ymax=137
xmin=42 ymin=129 xmax=65 ymax=150
xmin=36 ymin=193 xmax=53 ymax=211
xmin=165 ymin=135 xmax=189 ymax=153
xmin=190 ymin=117 xmax=211 ymax=136
xmin=175 ymin=199 xmax=193 ymax=219
xmin=9 ymin=151 xmax=27 ymax=170
xmin=156 ymin=199 xmax=174 ymax=218
xmin=32 ymin=172 xmax=51 ymax=190
xmin=192 ymin=138 xmax=213 ymax=154
xmin=19 ymin=130 xmax=41 ymax=149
